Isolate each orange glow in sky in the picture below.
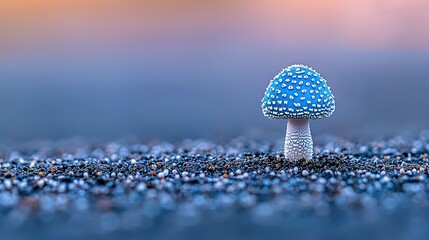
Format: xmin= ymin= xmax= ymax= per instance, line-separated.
xmin=1 ymin=0 xmax=428 ymax=54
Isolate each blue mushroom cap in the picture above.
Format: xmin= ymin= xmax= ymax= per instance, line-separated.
xmin=261 ymin=64 xmax=335 ymax=120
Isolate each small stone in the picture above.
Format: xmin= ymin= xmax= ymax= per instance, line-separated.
xmin=136 ymin=183 xmax=147 ymax=191
xmin=302 ymin=170 xmax=309 ymax=177
xmin=4 ymin=179 xmax=12 ymax=189
xmin=37 ymin=179 xmax=45 ymax=188
xmin=5 ymin=171 xmax=13 ymax=178
xmin=380 ymin=176 xmax=390 ymax=184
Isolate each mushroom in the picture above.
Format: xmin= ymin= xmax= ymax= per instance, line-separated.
xmin=261 ymin=64 xmax=335 ymax=161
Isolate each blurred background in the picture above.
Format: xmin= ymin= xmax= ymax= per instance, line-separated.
xmin=0 ymin=0 xmax=428 ymax=141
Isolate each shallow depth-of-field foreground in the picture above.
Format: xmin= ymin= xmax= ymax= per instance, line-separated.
xmin=1 ymin=135 xmax=429 ymax=240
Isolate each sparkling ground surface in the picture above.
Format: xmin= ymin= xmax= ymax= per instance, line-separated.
xmin=2 ymin=135 xmax=429 ymax=240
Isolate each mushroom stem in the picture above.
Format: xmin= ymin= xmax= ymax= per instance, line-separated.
xmin=284 ymin=119 xmax=313 ymax=161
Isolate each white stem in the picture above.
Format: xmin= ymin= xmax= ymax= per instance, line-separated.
xmin=284 ymin=119 xmax=313 ymax=161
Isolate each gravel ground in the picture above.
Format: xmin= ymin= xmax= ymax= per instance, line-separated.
xmin=1 ymin=134 xmax=429 ymax=240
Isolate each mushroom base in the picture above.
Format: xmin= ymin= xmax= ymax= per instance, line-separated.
xmin=284 ymin=119 xmax=313 ymax=161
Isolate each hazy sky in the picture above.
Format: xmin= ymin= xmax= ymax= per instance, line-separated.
xmin=0 ymin=0 xmax=428 ymax=141
xmin=1 ymin=0 xmax=428 ymax=52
